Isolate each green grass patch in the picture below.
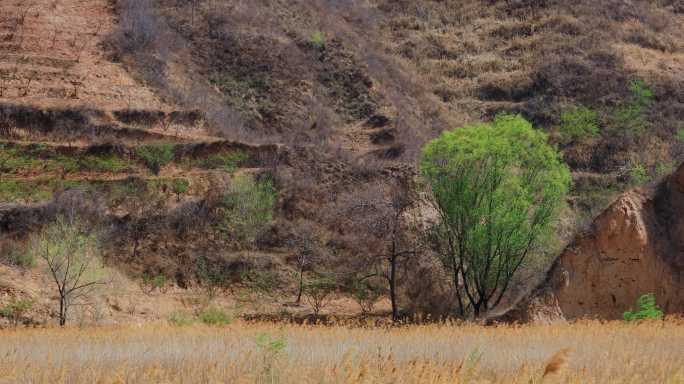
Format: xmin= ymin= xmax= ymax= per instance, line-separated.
xmin=196 ymin=152 xmax=248 ymax=172
xmin=0 ymin=144 xmax=131 ymax=175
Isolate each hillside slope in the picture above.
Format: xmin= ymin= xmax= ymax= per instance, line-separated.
xmin=0 ymin=0 xmax=683 ymax=325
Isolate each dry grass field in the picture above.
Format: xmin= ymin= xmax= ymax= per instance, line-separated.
xmin=1 ymin=320 xmax=683 ymax=383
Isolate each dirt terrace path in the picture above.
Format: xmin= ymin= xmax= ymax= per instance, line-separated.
xmin=0 ymin=0 xmax=164 ymax=111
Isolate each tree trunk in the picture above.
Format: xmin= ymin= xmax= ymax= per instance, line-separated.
xmin=296 ymin=267 xmax=304 ymax=304
xmin=59 ymin=295 xmax=67 ymax=326
xmin=389 ymin=254 xmax=398 ymax=322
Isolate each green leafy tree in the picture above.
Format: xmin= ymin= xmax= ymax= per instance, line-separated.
xmin=420 ymin=114 xmax=570 ymax=317
xmin=30 ymin=216 xmax=108 ymax=326
xmin=221 ymin=174 xmax=275 ymax=244
xmin=624 ymin=294 xmax=663 ymax=321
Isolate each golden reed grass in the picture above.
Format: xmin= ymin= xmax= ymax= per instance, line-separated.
xmin=1 ymin=319 xmax=684 ymax=383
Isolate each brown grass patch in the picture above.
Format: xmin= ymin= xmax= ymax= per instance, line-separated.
xmin=0 ymin=320 xmax=683 ymax=383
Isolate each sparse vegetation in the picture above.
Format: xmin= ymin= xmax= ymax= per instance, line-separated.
xmin=167 ymin=311 xmax=194 ymax=327
xmin=140 ymin=274 xmax=168 ymax=295
xmin=1 ymin=243 xmax=35 ymax=268
xmin=304 ymin=274 xmax=336 ymax=316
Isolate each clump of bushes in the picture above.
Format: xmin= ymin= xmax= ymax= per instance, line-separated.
xmin=558 ymin=105 xmax=599 ymax=144
xmin=0 ymin=242 xmax=34 ymax=268
xmin=136 ymin=144 xmax=175 ymax=175
xmin=628 ymin=162 xmax=649 ymax=186
xmin=624 ymin=294 xmax=663 ymax=321
xmin=0 ymin=298 xmax=33 ymax=327
xmin=611 ymin=79 xmax=654 ymax=136
xmin=221 ymin=174 xmax=276 ymax=244
xmin=168 ymin=311 xmax=194 ymax=326
xmin=198 ymin=307 xmax=232 ymax=326
xmin=140 ymin=274 xmax=168 ymax=295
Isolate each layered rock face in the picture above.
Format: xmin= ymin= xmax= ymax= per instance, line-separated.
xmin=512 ymin=163 xmax=684 ymax=321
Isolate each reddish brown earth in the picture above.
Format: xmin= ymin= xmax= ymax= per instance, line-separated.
xmin=506 ymin=163 xmax=684 ymax=322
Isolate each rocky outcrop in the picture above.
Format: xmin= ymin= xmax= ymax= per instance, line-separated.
xmin=509 ymin=163 xmax=684 ymax=321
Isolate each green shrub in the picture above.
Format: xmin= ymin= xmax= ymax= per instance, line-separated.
xmin=198 ymin=307 xmax=232 ymax=326
xmin=559 ymin=105 xmax=599 ymax=143
xmin=221 ymin=175 xmax=276 ymax=244
xmin=0 ymin=298 xmax=33 ymax=327
xmin=676 ymin=128 xmax=684 ymax=142
xmin=611 ymin=79 xmax=654 ymax=136
xmin=196 ymin=256 xmax=230 ymax=300
xmin=168 ymin=311 xmax=194 ymax=326
xmin=136 ymin=144 xmax=175 ymax=175
xmin=171 ymin=178 xmax=190 ymax=200
xmin=310 ymin=31 xmax=326 ymax=50
xmin=350 ymin=279 xmax=384 ymax=314
xmin=655 ymin=162 xmax=674 ymax=178
xmin=304 ymin=275 xmax=337 ymax=316
xmin=624 ymin=294 xmax=663 ymax=321
xmin=629 ymin=163 xmax=649 ymax=186
xmin=141 ymin=274 xmax=168 ymax=294
xmin=2 ymin=246 xmax=35 ymax=268
xmin=629 ymin=79 xmax=654 ymax=107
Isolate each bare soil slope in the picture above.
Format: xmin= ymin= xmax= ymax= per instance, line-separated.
xmin=506 ymin=163 xmax=684 ymax=321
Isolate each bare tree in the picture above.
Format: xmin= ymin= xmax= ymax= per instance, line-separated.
xmin=338 ymin=180 xmax=419 ymax=321
xmin=286 ymin=221 xmax=324 ymax=304
xmin=30 ymin=216 xmax=108 ymax=326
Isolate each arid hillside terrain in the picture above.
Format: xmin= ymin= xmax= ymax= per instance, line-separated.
xmin=0 ymin=0 xmax=683 ymax=326
xmin=507 ymin=162 xmax=684 ymax=322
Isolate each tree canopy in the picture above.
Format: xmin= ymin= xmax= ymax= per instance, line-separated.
xmin=420 ymin=114 xmax=571 ymax=317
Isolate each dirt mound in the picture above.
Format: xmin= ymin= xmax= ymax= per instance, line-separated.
xmin=506 ymin=163 xmax=684 ymax=321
